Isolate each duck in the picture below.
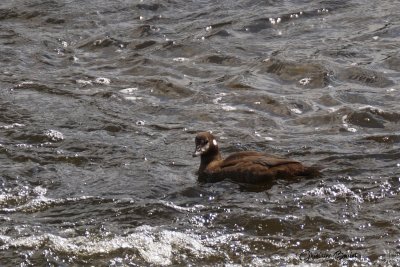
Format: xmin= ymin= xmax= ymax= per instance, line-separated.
xmin=192 ymin=131 xmax=320 ymax=184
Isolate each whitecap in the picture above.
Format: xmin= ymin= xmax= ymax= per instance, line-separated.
xmin=299 ymin=77 xmax=311 ymax=85
xmin=0 ymin=188 xmax=95 ymax=213
xmin=0 ymin=226 xmax=216 ymax=266
xmin=119 ymin=87 xmax=138 ymax=94
xmin=136 ymin=120 xmax=145 ymax=126
xmin=32 ymin=186 xmax=47 ymax=196
xmin=14 ymin=81 xmax=34 ymax=88
xmin=16 ymin=143 xmax=33 ymax=148
xmin=342 ymin=115 xmax=357 ymax=132
xmin=212 ymin=97 xmax=222 ymax=104
xmin=76 ymin=79 xmax=93 ymax=86
xmin=0 ymin=123 xmax=25 ymax=129
xmin=328 ymin=107 xmax=338 ymax=113
xmin=44 ymin=129 xmax=64 ymax=142
xmin=358 ymin=105 xmax=384 ymax=114
xmin=160 ymin=200 xmax=205 ymax=212
xmin=124 ymin=96 xmax=143 ymax=101
xmin=290 ymin=108 xmax=302 ymax=114
xmin=303 ymin=183 xmax=364 ymax=203
xmin=221 ymin=105 xmax=237 ymax=111
xmin=173 ymin=57 xmax=188 ymax=62
xmin=94 ymin=77 xmax=111 ymax=85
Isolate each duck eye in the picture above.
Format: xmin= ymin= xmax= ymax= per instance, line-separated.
xmin=198 ymin=138 xmax=208 ymax=145
xmin=196 ymin=137 xmax=208 ymax=146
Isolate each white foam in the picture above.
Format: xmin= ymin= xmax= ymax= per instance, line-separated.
xmin=342 ymin=115 xmax=357 ymax=132
xmin=16 ymin=143 xmax=33 ymax=148
xmin=44 ymin=129 xmax=64 ymax=142
xmin=76 ymin=79 xmax=93 ymax=86
xmin=94 ymin=77 xmax=111 ymax=85
xmin=0 ymin=226 xmax=215 ymax=266
xmin=358 ymin=105 xmax=384 ymax=114
xmin=136 ymin=120 xmax=145 ymax=126
xmin=221 ymin=105 xmax=237 ymax=111
xmin=160 ymin=201 xmax=205 ymax=212
xmin=32 ymin=186 xmax=47 ymax=196
xmin=119 ymin=88 xmax=138 ymax=94
xmin=303 ymin=184 xmax=364 ymax=203
xmin=124 ymin=96 xmax=143 ymax=101
xmin=212 ymin=97 xmax=222 ymax=104
xmin=0 ymin=123 xmax=25 ymax=129
xmin=299 ymin=77 xmax=311 ymax=85
xmin=290 ymin=108 xmax=302 ymax=114
xmin=172 ymin=57 xmax=188 ymax=62
xmin=14 ymin=81 xmax=34 ymax=88
xmin=328 ymin=107 xmax=338 ymax=113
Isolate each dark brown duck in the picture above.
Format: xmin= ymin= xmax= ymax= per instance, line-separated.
xmin=192 ymin=132 xmax=320 ymax=183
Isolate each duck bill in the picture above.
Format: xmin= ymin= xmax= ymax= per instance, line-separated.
xmin=192 ymin=146 xmax=202 ymax=157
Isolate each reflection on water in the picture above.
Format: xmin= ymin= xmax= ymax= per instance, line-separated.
xmin=0 ymin=0 xmax=399 ymax=265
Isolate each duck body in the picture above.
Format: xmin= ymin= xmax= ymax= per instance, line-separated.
xmin=193 ymin=132 xmax=319 ymax=184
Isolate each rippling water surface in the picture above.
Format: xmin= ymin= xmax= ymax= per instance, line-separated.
xmin=1 ymin=0 xmax=400 ymax=266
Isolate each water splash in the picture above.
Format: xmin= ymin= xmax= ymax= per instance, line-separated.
xmin=0 ymin=226 xmax=216 ymax=266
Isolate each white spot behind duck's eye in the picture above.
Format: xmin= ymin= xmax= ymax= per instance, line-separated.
xmin=213 ymin=139 xmax=218 ymax=146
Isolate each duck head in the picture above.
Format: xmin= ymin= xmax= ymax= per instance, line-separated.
xmin=192 ymin=131 xmax=219 ymax=158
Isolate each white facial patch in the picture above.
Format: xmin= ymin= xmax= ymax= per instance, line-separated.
xmin=201 ymin=142 xmax=210 ymax=152
xmin=212 ymin=139 xmax=218 ymax=146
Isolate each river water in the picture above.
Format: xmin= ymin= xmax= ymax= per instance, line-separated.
xmin=0 ymin=0 xmax=399 ymax=266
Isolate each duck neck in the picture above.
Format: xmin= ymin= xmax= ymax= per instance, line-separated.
xmin=199 ymin=152 xmax=222 ymax=172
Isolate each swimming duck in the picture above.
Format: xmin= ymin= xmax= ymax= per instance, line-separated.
xmin=192 ymin=131 xmax=319 ymax=183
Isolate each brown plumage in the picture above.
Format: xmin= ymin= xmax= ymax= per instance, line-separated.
xmin=192 ymin=132 xmax=320 ymax=183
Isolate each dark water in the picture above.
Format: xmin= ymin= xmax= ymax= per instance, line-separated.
xmin=1 ymin=0 xmax=399 ymax=266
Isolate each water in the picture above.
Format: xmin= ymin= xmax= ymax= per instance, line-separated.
xmin=0 ymin=0 xmax=399 ymax=266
